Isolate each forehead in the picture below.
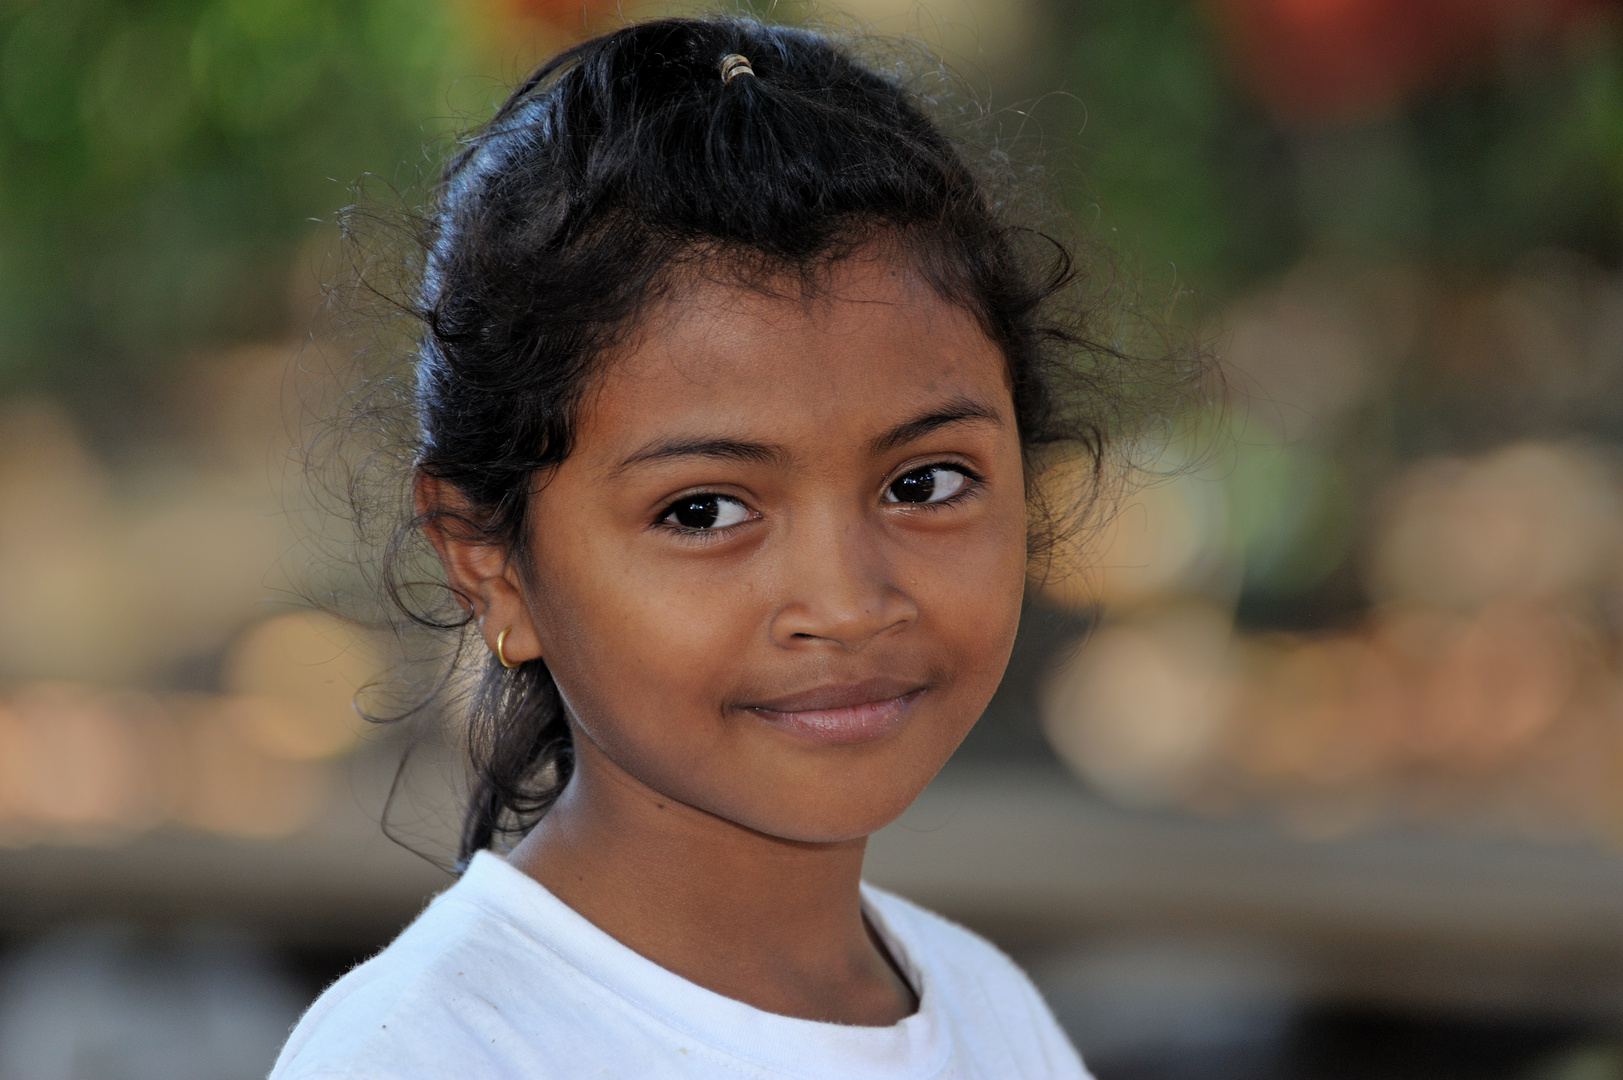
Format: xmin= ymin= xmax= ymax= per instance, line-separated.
xmin=576 ymin=254 xmax=1011 ymax=462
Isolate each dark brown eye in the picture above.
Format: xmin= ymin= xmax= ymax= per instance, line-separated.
xmin=662 ymin=494 xmax=750 ymax=530
xmin=884 ymin=466 xmax=969 ymax=505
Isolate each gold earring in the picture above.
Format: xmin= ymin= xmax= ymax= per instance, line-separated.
xmin=495 ymin=625 xmax=520 ymax=669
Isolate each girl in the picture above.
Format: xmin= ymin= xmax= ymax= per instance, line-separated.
xmin=274 ymin=14 xmax=1190 ymax=1079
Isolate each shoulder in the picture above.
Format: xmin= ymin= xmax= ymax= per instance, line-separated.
xmin=268 ymin=893 xmax=501 ymax=1079
xmin=270 ymin=858 xmax=591 ymax=1080
xmin=862 ymin=885 xmax=1093 ymax=1080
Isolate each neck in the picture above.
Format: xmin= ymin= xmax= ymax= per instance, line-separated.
xmin=505 ymin=738 xmax=916 ymax=1025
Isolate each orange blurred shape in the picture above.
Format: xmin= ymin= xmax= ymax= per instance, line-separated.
xmin=0 ymin=685 xmax=180 ymax=845
xmin=1368 ymin=442 xmax=1623 ymax=611
xmin=1378 ymin=603 xmax=1585 ymax=770
xmin=222 ymin=611 xmax=381 ymax=761
xmin=1041 ymin=603 xmax=1235 ymax=805
xmin=1212 ymin=0 xmax=1618 ymax=125
xmin=169 ymin=695 xmax=334 ymax=840
xmin=1233 ymin=632 xmax=1407 ymax=787
xmin=1034 ymin=453 xmax=1232 ymax=612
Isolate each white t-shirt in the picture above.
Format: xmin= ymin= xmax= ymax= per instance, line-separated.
xmin=270 ymin=851 xmax=1090 ymax=1079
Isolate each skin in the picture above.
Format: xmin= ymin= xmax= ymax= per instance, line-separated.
xmin=423 ymin=250 xmax=1029 ymax=1027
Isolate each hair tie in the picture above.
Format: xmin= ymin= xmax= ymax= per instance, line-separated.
xmin=719 ymin=54 xmax=754 ymax=85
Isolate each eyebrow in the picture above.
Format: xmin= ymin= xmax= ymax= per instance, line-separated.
xmin=611 ymin=437 xmax=786 ymax=476
xmin=609 ymin=396 xmax=1003 ymax=476
xmin=868 ymin=396 xmax=1003 ymax=455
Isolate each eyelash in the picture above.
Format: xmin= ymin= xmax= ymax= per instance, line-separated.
xmin=653 ymin=491 xmax=757 ymax=542
xmin=886 ymin=460 xmax=983 ymax=511
xmin=651 ymin=461 xmax=984 ymax=538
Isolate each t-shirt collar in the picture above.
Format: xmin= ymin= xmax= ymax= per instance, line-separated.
xmin=456 ymin=851 xmax=950 ymax=1080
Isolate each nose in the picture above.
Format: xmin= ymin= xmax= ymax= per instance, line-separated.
xmin=768 ymin=510 xmax=918 ymax=651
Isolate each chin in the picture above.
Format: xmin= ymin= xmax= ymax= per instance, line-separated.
xmin=732 ymin=714 xmax=982 ymax=844
xmin=725 ymin=768 xmax=941 ymax=845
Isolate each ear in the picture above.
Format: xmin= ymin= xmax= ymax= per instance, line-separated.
xmin=415 ymin=473 xmax=543 ymax=666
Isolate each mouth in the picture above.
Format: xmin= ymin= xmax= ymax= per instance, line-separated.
xmin=743 ymin=677 xmax=926 ymax=745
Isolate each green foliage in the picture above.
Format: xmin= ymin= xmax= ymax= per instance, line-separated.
xmin=1055 ymin=0 xmax=1623 ymax=296
xmin=1410 ymin=33 xmax=1623 ymax=263
xmin=8 ymin=0 xmax=1623 ymax=401
xmin=1055 ymin=0 xmax=1295 ymax=296
xmin=0 ymin=0 xmax=494 ymax=392
xmin=1223 ymin=428 xmax=1352 ymax=596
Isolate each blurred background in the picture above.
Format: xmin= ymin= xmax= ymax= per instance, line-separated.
xmin=2 ymin=0 xmax=1623 ymax=1076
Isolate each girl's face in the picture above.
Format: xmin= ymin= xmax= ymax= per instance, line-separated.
xmin=518 ymin=252 xmax=1028 ymax=842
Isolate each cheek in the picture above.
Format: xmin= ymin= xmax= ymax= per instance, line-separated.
xmin=610 ymin=567 xmax=761 ymax=696
xmin=527 ymin=525 xmax=758 ymax=731
xmin=920 ymin=491 xmax=1029 ymax=692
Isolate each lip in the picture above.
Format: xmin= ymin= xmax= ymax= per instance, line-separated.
xmin=744 ymin=677 xmax=926 ymax=745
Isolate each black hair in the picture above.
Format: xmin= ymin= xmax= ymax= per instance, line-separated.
xmin=349 ymin=15 xmax=1214 ymax=867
